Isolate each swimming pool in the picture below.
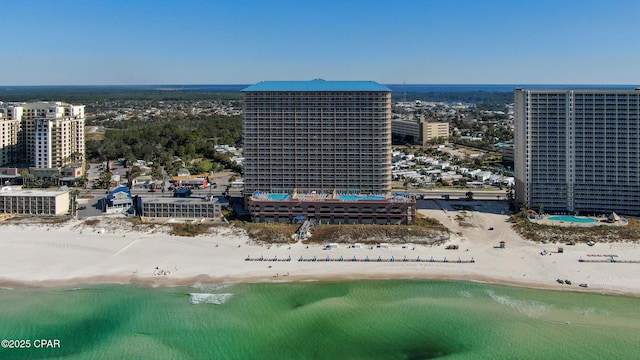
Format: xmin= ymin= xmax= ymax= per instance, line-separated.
xmin=547 ymin=215 xmax=597 ymax=223
xmin=338 ymin=195 xmax=385 ymax=201
xmin=266 ymin=194 xmax=291 ymax=201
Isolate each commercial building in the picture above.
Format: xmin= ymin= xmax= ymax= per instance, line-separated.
xmin=247 ymin=191 xmax=415 ymax=224
xmin=0 ymin=187 xmax=69 ymax=215
xmin=514 ymin=89 xmax=640 ymax=215
xmin=392 ymin=117 xmax=449 ymax=146
xmin=0 ymin=101 xmax=85 ymax=171
xmin=0 ymin=167 xmax=21 ymax=185
xmin=242 ymin=79 xmax=416 ymax=224
xmin=138 ymin=197 xmax=222 ymax=220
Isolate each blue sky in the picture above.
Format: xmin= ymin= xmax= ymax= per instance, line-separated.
xmin=1 ymin=0 xmax=639 ymax=85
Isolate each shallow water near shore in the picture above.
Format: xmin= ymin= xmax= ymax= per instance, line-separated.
xmin=1 ymin=280 xmax=639 ymax=359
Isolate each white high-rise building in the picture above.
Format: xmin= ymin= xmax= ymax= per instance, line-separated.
xmin=514 ymin=89 xmax=640 ymax=215
xmin=0 ymin=101 xmax=85 ymax=169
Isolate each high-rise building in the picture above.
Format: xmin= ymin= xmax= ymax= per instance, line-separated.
xmin=0 ymin=101 xmax=85 ymax=170
xmin=242 ymin=79 xmax=392 ymax=195
xmin=242 ymin=79 xmax=416 ymax=224
xmin=514 ymin=89 xmax=640 ymax=215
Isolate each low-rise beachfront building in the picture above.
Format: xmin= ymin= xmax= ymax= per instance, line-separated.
xmin=247 ymin=191 xmax=416 ymax=224
xmin=0 ymin=167 xmax=21 ymax=185
xmin=104 ymin=185 xmax=133 ymax=214
xmin=0 ymin=187 xmax=69 ymax=215
xmin=138 ymin=196 xmax=222 ymax=220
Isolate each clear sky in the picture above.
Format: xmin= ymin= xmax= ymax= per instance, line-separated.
xmin=1 ymin=0 xmax=639 ymax=85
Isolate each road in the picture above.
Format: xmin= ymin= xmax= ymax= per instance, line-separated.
xmin=408 ymin=189 xmax=507 ymax=201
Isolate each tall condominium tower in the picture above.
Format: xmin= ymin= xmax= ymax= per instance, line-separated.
xmin=0 ymin=101 xmax=85 ymax=169
xmin=242 ymin=79 xmax=392 ymax=195
xmin=514 ymin=89 xmax=640 ymax=215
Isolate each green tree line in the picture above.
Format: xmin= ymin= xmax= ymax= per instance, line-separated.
xmin=1 ymin=87 xmax=243 ymax=103
xmin=86 ymin=114 xmax=243 ymax=176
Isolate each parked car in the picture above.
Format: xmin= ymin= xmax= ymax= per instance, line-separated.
xmin=148 ymin=189 xmax=156 ymax=192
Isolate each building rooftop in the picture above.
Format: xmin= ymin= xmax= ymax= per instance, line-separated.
xmin=141 ymin=196 xmax=221 ymax=205
xmin=242 ymin=79 xmax=391 ymax=92
xmin=0 ymin=187 xmax=68 ymax=197
xmin=516 ymin=88 xmax=640 ymax=93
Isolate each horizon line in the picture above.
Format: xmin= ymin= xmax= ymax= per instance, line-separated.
xmin=1 ymin=83 xmax=639 ymax=87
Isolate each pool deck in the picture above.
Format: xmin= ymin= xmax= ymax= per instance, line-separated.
xmin=533 ymin=215 xmax=628 ymax=227
xmin=251 ymin=191 xmax=412 ymax=203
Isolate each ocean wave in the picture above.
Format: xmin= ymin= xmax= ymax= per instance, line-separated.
xmin=189 ymin=293 xmax=233 ymax=305
xmin=458 ymin=290 xmax=472 ymax=298
xmin=573 ymin=307 xmax=610 ymax=317
xmin=572 ymin=307 xmax=596 ymax=316
xmin=485 ymin=290 xmax=552 ymax=318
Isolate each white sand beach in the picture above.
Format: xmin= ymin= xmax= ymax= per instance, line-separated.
xmin=1 ymin=200 xmax=639 ymax=296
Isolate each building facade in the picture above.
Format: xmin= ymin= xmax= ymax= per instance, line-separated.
xmin=247 ymin=192 xmax=415 ymax=224
xmin=422 ymin=121 xmax=450 ymax=145
xmin=0 ymin=116 xmax=20 ymax=166
xmin=0 ymin=187 xmax=69 ymax=215
xmin=392 ymin=117 xmax=449 ymax=146
xmin=514 ymin=89 xmax=640 ymax=215
xmin=0 ymin=101 xmax=85 ymax=170
xmin=242 ymin=80 xmax=392 ymax=195
xmin=242 ymin=80 xmax=416 ymax=224
xmin=501 ymin=145 xmax=514 ymax=165
xmin=104 ymin=185 xmax=133 ymax=213
xmin=139 ymin=197 xmax=222 ymax=219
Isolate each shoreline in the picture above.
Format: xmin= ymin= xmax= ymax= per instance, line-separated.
xmin=2 ymin=272 xmax=638 ymax=299
xmin=1 ymin=200 xmax=639 ymax=297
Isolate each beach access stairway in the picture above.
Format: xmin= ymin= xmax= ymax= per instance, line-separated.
xmin=294 ymin=218 xmax=315 ymax=241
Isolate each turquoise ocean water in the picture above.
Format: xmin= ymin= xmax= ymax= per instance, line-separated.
xmin=1 ymin=280 xmax=639 ymax=359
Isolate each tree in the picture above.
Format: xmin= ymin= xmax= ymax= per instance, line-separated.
xmin=506 ymin=187 xmax=517 ymax=211
xmin=465 ymin=191 xmax=474 ymax=201
xmin=150 ymin=163 xmax=164 ymax=180
xmin=506 ymin=188 xmax=514 ymax=202
xmin=20 ymin=168 xmax=34 ymax=188
xmin=97 ymin=172 xmax=113 ymax=189
xmin=520 ymin=202 xmax=529 ymax=218
xmin=128 ymin=165 xmax=142 ymax=181
xmin=198 ymin=159 xmax=214 ymax=174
